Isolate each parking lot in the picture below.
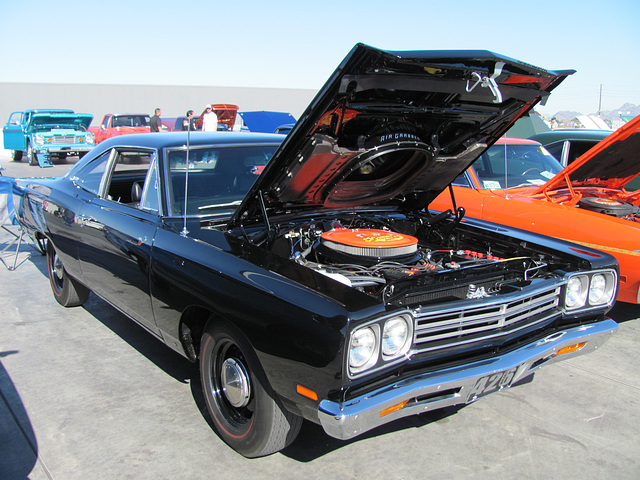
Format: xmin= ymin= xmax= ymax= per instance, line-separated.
xmin=1 ymin=150 xmax=640 ymax=480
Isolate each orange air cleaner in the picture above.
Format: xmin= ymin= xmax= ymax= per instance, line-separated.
xmin=320 ymin=229 xmax=418 ymax=258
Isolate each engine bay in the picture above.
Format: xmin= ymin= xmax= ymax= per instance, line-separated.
xmin=263 ymin=211 xmax=559 ymax=307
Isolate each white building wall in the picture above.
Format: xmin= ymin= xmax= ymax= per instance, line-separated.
xmin=0 ymin=82 xmax=317 ymax=127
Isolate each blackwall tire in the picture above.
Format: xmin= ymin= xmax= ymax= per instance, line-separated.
xmin=200 ymin=319 xmax=302 ymax=457
xmin=11 ymin=150 xmax=23 ymax=162
xmin=46 ymin=241 xmax=90 ymax=307
xmin=27 ymin=142 xmax=37 ymax=166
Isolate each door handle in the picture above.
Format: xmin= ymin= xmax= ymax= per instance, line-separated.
xmin=77 ymin=215 xmax=104 ymax=230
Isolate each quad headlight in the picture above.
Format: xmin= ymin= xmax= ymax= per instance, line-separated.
xmin=563 ymin=270 xmax=617 ymax=312
xmin=85 ymin=132 xmax=95 ymax=144
xmin=35 ymin=134 xmax=45 ymax=145
xmin=348 ymin=313 xmax=413 ymax=377
xmin=349 ymin=326 xmax=378 ymax=370
xmin=382 ymin=316 xmax=411 ymax=357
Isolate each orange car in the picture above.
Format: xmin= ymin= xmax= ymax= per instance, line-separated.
xmin=431 ymin=116 xmax=640 ymax=303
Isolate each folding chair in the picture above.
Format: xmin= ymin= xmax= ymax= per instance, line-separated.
xmin=0 ymin=176 xmax=42 ymax=270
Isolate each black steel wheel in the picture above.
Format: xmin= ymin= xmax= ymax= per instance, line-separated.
xmin=46 ymin=241 xmax=89 ymax=307
xmin=200 ymin=320 xmax=302 ymax=457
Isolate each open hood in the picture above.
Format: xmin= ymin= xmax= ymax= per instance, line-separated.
xmin=231 ymin=44 xmax=573 ymax=227
xmin=31 ymin=113 xmax=93 ymax=130
xmin=534 ymin=114 xmax=640 ymax=193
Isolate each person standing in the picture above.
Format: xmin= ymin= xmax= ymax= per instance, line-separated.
xmin=182 ymin=110 xmax=196 ymax=131
xmin=202 ymin=105 xmax=218 ymax=132
xmin=150 ymin=108 xmax=162 ymax=132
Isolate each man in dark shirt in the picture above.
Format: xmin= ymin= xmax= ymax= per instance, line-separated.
xmin=150 ymin=108 xmax=162 ymax=132
xmin=182 ymin=110 xmax=196 ymax=131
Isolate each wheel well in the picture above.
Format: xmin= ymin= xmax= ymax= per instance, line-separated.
xmin=179 ymin=306 xmax=214 ymax=362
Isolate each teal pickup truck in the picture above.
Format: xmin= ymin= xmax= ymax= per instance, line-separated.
xmin=3 ymin=109 xmax=94 ymax=167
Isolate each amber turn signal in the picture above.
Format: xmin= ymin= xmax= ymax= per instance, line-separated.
xmin=380 ymin=399 xmax=409 ymax=417
xmin=296 ymin=384 xmax=318 ymax=401
xmin=555 ymin=342 xmax=587 ymax=357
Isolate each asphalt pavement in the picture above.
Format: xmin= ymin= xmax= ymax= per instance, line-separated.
xmin=1 ymin=149 xmax=639 ymax=480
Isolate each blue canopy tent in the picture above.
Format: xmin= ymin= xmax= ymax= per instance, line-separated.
xmin=238 ymin=111 xmax=297 ymax=134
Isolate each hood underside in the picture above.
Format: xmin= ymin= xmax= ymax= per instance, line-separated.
xmin=231 ymin=44 xmax=573 ymax=227
xmin=535 ymin=114 xmax=640 ymax=193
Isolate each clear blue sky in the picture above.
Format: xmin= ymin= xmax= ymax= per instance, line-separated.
xmin=1 ymin=0 xmax=638 ymax=116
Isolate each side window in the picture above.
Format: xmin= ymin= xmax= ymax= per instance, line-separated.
xmin=9 ymin=112 xmax=23 ymax=125
xmin=543 ymin=142 xmax=564 ymax=163
xmin=140 ymin=153 xmax=160 ymax=213
xmin=452 ymin=172 xmax=471 ymax=188
xmin=567 ymin=141 xmax=598 ymax=165
xmin=70 ymin=150 xmax=113 ymax=195
xmin=104 ymin=150 xmax=154 ymax=207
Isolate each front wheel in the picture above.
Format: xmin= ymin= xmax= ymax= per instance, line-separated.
xmin=27 ymin=141 xmax=37 ymax=166
xmin=11 ymin=150 xmax=23 ymax=161
xmin=47 ymin=241 xmax=90 ymax=307
xmin=200 ymin=320 xmax=302 ymax=457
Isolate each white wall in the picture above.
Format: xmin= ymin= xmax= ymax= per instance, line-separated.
xmin=0 ymin=82 xmax=317 ymax=127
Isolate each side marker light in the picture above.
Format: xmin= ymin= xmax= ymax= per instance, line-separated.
xmin=296 ymin=384 xmax=318 ymax=401
xmin=554 ymin=342 xmax=587 ymax=357
xmin=380 ymin=399 xmax=409 ymax=417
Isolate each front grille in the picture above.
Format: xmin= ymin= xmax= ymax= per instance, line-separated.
xmin=52 ymin=135 xmax=76 ymax=144
xmin=413 ymin=282 xmax=562 ymax=354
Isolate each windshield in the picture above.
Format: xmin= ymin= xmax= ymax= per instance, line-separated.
xmin=471 ymin=143 xmax=563 ymax=189
xmin=30 ymin=116 xmax=90 ymax=131
xmin=112 ymin=115 xmax=150 ymax=127
xmin=165 ymin=144 xmax=279 ymax=216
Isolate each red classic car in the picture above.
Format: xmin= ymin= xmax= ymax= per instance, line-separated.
xmin=88 ymin=113 xmax=152 ymax=143
xmin=431 ymin=117 xmax=640 ymax=303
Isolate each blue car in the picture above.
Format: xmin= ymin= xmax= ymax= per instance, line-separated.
xmin=3 ymin=109 xmax=95 ymax=167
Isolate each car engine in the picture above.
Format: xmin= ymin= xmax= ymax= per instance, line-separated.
xmin=266 ymin=211 xmax=556 ymax=308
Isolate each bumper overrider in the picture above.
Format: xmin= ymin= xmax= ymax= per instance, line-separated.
xmin=318 ymin=318 xmax=618 ymax=440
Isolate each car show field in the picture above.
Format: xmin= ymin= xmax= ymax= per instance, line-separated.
xmin=1 ymin=41 xmax=639 ymax=477
xmin=1 ymin=164 xmax=638 ymax=478
xmin=1 ymin=141 xmax=640 ymax=479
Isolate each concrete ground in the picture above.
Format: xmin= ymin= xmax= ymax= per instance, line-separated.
xmin=1 ymin=149 xmax=639 ymax=480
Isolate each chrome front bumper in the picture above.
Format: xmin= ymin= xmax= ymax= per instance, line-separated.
xmin=318 ymin=319 xmax=618 ymax=440
xmin=36 ymin=145 xmax=94 ymax=154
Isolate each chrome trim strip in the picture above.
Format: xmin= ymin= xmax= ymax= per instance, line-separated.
xmin=318 ymin=319 xmax=618 ymax=440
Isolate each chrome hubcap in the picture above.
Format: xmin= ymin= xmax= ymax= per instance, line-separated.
xmin=221 ymin=358 xmax=251 ymax=408
xmin=53 ymin=253 xmax=64 ymax=281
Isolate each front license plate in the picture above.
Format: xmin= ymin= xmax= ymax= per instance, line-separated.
xmin=466 ymin=366 xmax=519 ymax=403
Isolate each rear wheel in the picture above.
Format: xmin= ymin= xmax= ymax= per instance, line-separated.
xmin=200 ymin=320 xmax=302 ymax=457
xmin=46 ymin=241 xmax=90 ymax=307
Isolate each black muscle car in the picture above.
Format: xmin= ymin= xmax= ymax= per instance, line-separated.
xmin=14 ymin=44 xmax=619 ymax=457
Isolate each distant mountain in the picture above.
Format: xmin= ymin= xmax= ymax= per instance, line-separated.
xmin=552 ymin=111 xmax=582 ymax=123
xmin=548 ymin=103 xmax=638 ymax=128
xmin=597 ymin=103 xmax=640 ymax=123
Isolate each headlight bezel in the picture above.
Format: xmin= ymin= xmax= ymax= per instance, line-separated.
xmin=563 ymin=269 xmax=617 ymax=313
xmin=348 ymin=312 xmax=414 ymax=378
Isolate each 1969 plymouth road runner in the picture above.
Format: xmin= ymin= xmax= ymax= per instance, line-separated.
xmin=14 ymin=44 xmax=619 ymax=457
